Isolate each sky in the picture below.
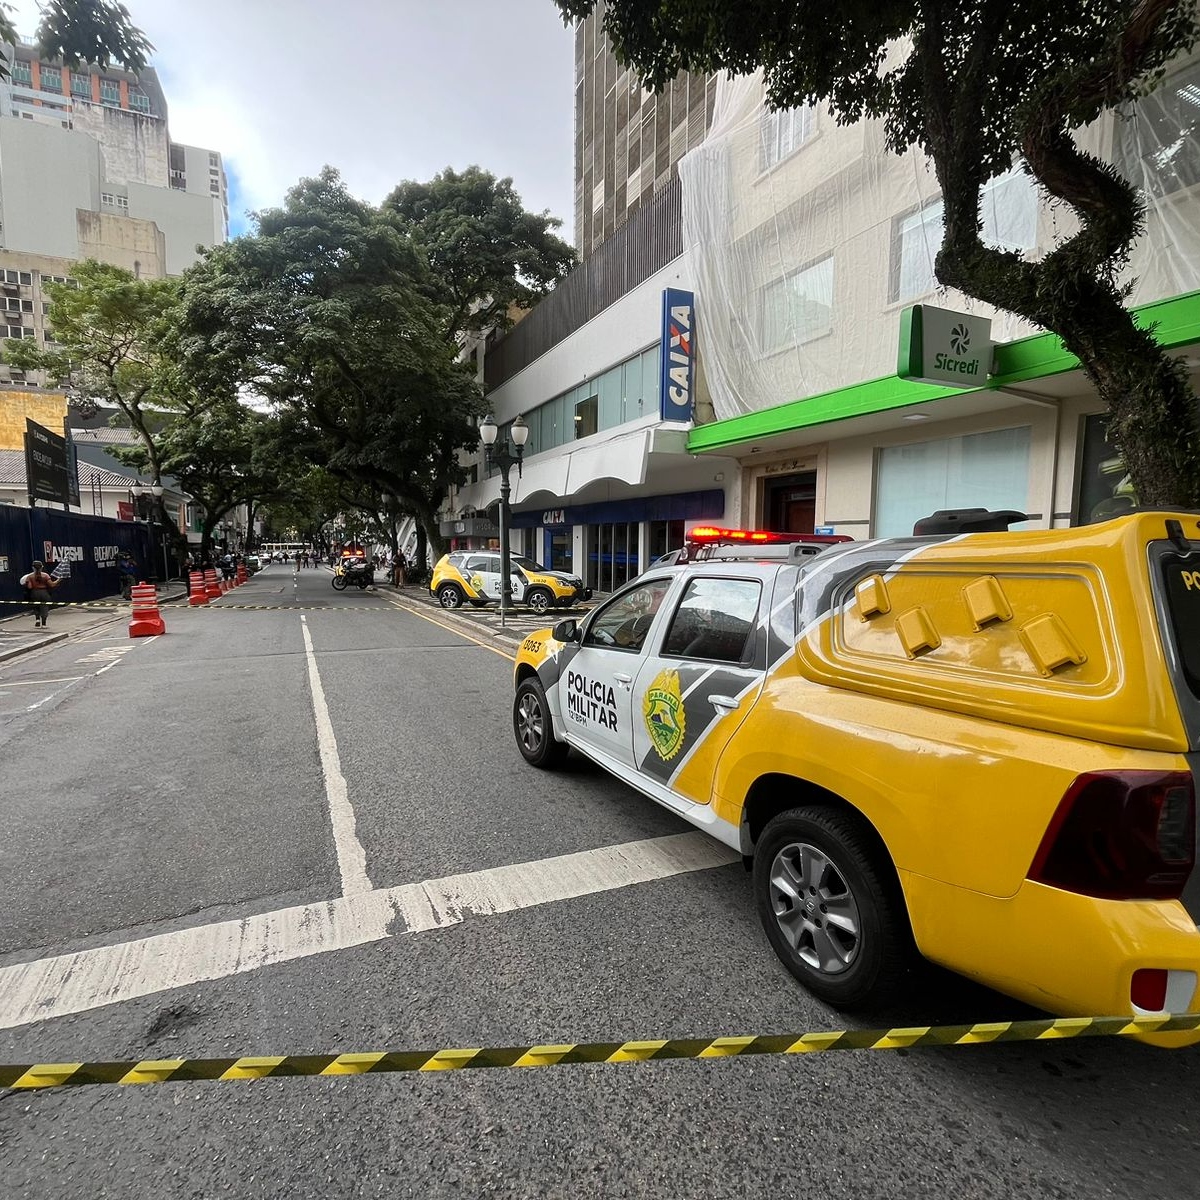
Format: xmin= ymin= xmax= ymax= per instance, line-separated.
xmin=8 ymin=0 xmax=577 ymax=240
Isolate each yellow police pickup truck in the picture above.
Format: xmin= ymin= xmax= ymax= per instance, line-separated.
xmin=510 ymin=513 xmax=1200 ymax=1043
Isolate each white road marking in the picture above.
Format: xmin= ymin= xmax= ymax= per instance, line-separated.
xmin=74 ymin=645 xmax=135 ymax=664
xmin=0 ymin=677 xmax=83 ymax=687
xmin=300 ymin=615 xmax=371 ymax=896
xmin=0 ymin=832 xmax=737 ymax=1030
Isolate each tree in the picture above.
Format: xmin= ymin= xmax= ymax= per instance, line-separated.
xmin=386 ymin=165 xmax=576 ymax=339
xmin=175 ymin=168 xmax=486 ymax=564
xmin=152 ymin=397 xmax=282 ymax=564
xmin=557 ymin=0 xmax=1200 ymax=507
xmin=4 ymin=260 xmax=178 ymax=487
xmin=0 ymin=0 xmax=153 ymax=76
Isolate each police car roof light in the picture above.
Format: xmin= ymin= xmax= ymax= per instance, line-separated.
xmin=687 ymin=526 xmax=852 ymax=546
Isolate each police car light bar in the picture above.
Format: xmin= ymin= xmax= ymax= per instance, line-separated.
xmin=687 ymin=526 xmax=851 ymax=546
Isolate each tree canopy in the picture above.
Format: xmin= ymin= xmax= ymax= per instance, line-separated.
xmin=4 ymin=260 xmax=178 ymax=486
xmin=175 ymin=167 xmax=486 ymax=563
xmin=557 ymin=0 xmax=1200 ymax=507
xmin=386 ymin=165 xmax=576 ymax=338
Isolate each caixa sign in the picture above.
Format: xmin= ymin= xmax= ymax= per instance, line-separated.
xmin=660 ymin=288 xmax=695 ymax=422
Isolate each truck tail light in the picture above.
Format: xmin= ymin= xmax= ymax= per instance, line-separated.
xmin=1130 ymin=968 xmax=1169 ymax=1011
xmin=1028 ymin=771 xmax=1195 ymax=900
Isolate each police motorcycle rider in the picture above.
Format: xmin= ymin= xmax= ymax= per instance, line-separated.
xmin=331 ymin=553 xmax=376 ymax=591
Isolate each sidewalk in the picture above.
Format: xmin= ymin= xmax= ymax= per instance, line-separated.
xmin=0 ymin=583 xmax=189 ymax=664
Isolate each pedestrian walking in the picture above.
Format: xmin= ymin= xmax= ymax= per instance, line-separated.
xmin=116 ymin=549 xmax=139 ymax=600
xmin=391 ymin=549 xmax=406 ymax=587
xmin=19 ymin=560 xmax=60 ymax=628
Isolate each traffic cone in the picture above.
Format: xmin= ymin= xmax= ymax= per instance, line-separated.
xmin=204 ymin=569 xmax=221 ymax=600
xmin=188 ymin=570 xmax=208 ymax=606
xmin=236 ymin=564 xmax=247 ymax=585
xmin=129 ymin=582 xmax=166 ymax=637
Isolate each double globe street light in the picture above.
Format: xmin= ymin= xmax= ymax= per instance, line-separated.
xmin=479 ymin=413 xmax=529 ymax=626
xmin=130 ymin=480 xmax=166 ymax=580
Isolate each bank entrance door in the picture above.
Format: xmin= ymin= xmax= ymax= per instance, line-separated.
xmin=586 ymin=522 xmax=639 ymax=594
xmin=764 ymin=472 xmax=817 ymax=533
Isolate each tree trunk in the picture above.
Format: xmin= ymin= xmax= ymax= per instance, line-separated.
xmin=1054 ymin=285 xmax=1200 ymax=507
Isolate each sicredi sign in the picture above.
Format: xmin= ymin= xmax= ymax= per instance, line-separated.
xmin=897 ymin=305 xmax=993 ymax=388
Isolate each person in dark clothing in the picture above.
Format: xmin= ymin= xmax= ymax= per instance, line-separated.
xmin=20 ymin=560 xmax=59 ymax=627
xmin=116 ymin=550 xmax=139 ymax=600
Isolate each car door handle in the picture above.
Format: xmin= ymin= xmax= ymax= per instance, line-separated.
xmin=709 ymin=694 xmax=739 ymax=714
xmin=614 ymin=672 xmax=634 ymax=687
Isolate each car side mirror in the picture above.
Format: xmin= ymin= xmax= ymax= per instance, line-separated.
xmin=552 ymin=618 xmax=579 ymax=643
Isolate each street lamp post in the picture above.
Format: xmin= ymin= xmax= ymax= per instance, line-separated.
xmin=479 ymin=413 xmax=529 ymax=628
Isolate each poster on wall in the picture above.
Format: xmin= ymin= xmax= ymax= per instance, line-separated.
xmin=1074 ymin=413 xmax=1138 ymax=524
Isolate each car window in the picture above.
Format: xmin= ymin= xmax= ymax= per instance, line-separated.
xmin=448 ymin=553 xmax=469 ymax=569
xmin=583 ymin=578 xmax=673 ymax=653
xmin=662 ymin=577 xmax=762 ymax=663
xmin=465 ymin=555 xmax=496 ymax=572
xmin=512 ymin=556 xmax=545 ymax=573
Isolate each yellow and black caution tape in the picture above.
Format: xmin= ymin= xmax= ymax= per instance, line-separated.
xmin=0 ymin=598 xmax=129 ymax=609
xmin=3 ymin=1013 xmax=1196 ymax=1091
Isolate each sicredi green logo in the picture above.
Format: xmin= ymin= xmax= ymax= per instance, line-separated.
xmin=934 ymin=321 xmax=980 ymax=376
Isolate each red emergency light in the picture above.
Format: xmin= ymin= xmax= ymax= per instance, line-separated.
xmin=687 ymin=526 xmax=851 ymax=546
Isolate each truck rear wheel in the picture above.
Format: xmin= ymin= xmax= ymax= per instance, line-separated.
xmin=753 ymin=806 xmax=914 ymax=1008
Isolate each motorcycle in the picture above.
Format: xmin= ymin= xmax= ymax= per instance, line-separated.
xmin=331 ymin=560 xmax=375 ymax=591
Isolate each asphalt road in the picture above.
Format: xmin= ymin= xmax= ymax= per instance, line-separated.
xmin=0 ymin=562 xmax=1196 ymax=1199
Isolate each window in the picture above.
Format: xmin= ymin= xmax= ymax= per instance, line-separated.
xmin=574 ymin=393 xmax=598 ymax=438
xmin=760 ymin=104 xmax=815 ymax=171
xmin=892 ymin=198 xmax=944 ymax=303
xmin=760 ymin=256 xmax=834 ymax=351
xmin=583 ymin=578 xmax=673 ymax=652
xmin=892 ymin=169 xmax=1037 ymax=302
xmin=40 ymin=66 xmax=62 ymax=92
xmin=71 ymin=71 xmax=91 ymax=97
xmin=209 ymin=151 xmax=219 ymax=166
xmin=20 ymin=299 xmax=32 ymax=312
xmin=875 ymin=426 xmax=1031 ymax=538
xmin=18 ymin=272 xmax=31 ymax=286
xmin=128 ymin=90 xmax=150 ymax=113
xmin=100 ymin=79 xmax=120 ymax=106
xmin=663 ymin=578 xmax=762 ymax=663
xmin=3 ymin=270 xmax=16 ymax=283
xmin=1117 ymin=59 xmax=1200 ymax=198
xmin=11 ymin=61 xmax=31 ymax=86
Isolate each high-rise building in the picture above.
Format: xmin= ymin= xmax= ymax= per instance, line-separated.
xmin=0 ymin=36 xmax=228 ymax=393
xmin=573 ymin=4 xmax=714 ymax=255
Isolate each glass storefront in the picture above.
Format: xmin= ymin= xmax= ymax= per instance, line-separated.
xmin=648 ymin=519 xmax=685 ymax=561
xmin=586 ymin=522 xmax=639 ymax=593
xmin=545 ymin=528 xmax=571 ymax=571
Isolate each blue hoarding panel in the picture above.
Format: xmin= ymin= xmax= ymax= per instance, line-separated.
xmin=0 ymin=506 xmax=151 ymax=605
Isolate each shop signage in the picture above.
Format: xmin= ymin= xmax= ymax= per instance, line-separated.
xmin=660 ymin=287 xmax=695 ymax=422
xmin=542 ymin=509 xmax=566 ymax=526
xmin=438 ymin=516 xmax=500 ymax=538
xmin=117 ymin=501 xmax=136 ymax=521
xmin=24 ymin=418 xmax=72 ymax=505
xmin=897 ymin=305 xmax=993 ymax=388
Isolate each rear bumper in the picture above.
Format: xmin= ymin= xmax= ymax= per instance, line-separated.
xmin=904 ymin=872 xmax=1200 ymax=1046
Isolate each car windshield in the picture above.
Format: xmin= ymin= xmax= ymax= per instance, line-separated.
xmin=512 ymin=556 xmax=548 ymax=573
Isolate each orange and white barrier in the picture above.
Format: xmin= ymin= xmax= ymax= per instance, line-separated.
xmin=188 ymin=570 xmax=208 ymax=606
xmin=128 ymin=583 xmax=166 ymax=637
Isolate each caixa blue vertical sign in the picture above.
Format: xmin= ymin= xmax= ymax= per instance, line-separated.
xmin=659 ymin=288 xmax=695 ymax=422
